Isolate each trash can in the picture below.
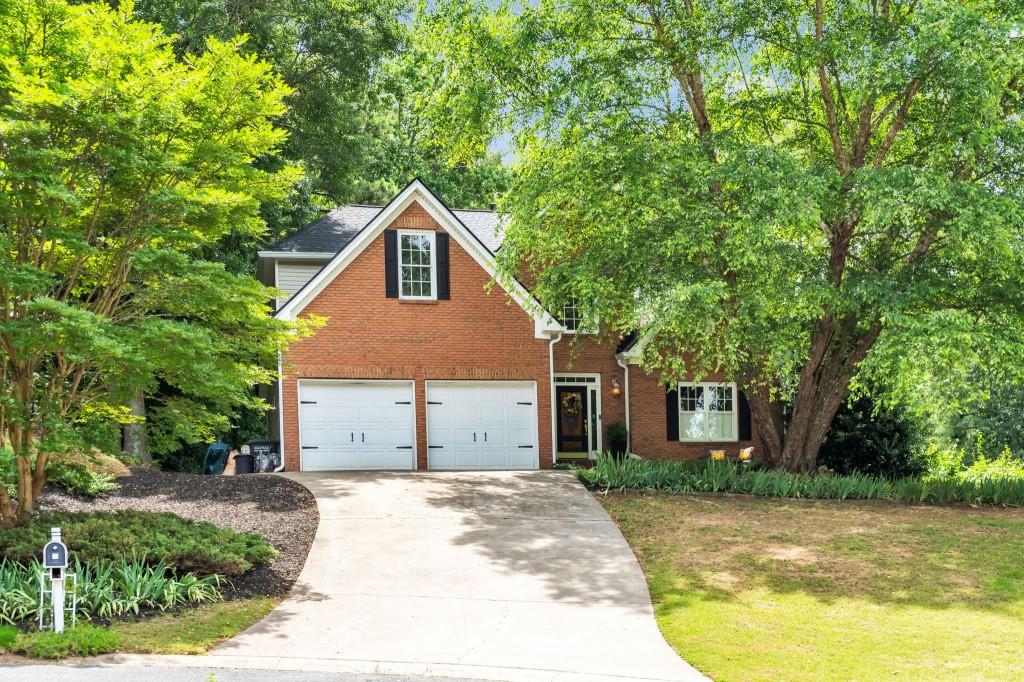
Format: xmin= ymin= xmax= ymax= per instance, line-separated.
xmin=246 ymin=440 xmax=281 ymax=473
xmin=233 ymin=453 xmax=255 ymax=474
xmin=203 ymin=441 xmax=232 ymax=475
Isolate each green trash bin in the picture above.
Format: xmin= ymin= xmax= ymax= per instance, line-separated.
xmin=203 ymin=441 xmax=232 ymax=475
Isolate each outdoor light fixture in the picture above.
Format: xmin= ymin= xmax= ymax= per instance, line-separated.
xmin=611 ymin=379 xmax=621 ymax=396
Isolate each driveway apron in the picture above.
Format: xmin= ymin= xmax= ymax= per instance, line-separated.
xmin=214 ymin=471 xmax=705 ymax=682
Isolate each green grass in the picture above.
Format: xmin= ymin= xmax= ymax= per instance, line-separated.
xmin=0 ymin=624 xmax=18 ymax=650
xmin=601 ymin=492 xmax=1024 ymax=681
xmin=110 ymin=597 xmax=279 ymax=654
xmin=10 ymin=624 xmax=119 ymax=658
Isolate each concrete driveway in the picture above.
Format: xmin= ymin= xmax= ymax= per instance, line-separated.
xmin=212 ymin=471 xmax=704 ymax=682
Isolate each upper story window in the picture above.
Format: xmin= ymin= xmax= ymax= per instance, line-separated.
xmin=679 ymin=382 xmax=738 ymax=442
xmin=399 ymin=230 xmax=436 ymax=299
xmin=561 ymin=299 xmax=595 ymax=334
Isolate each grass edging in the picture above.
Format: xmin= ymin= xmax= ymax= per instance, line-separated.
xmin=0 ymin=597 xmax=278 ymax=659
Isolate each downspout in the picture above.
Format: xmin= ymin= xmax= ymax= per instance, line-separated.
xmin=616 ymin=355 xmax=631 ymax=454
xmin=548 ymin=332 xmax=563 ymax=466
xmin=274 ymin=350 xmax=286 ymax=472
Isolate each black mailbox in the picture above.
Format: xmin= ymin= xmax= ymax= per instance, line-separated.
xmin=44 ymin=540 xmax=67 ymax=568
xmin=43 ymin=527 xmax=68 ymax=570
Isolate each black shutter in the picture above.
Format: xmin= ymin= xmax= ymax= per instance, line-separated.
xmin=384 ymin=230 xmax=398 ymax=298
xmin=666 ymin=387 xmax=679 ymax=441
xmin=436 ymin=233 xmax=450 ymax=300
xmin=738 ymin=390 xmax=752 ymax=441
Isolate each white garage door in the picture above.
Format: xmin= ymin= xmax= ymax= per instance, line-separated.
xmin=426 ymin=382 xmax=538 ymax=470
xmin=298 ymin=380 xmax=415 ymax=471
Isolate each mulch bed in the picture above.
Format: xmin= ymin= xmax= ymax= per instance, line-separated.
xmin=36 ymin=468 xmax=319 ymax=598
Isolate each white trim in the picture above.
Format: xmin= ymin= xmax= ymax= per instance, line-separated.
xmin=396 ymin=229 xmax=437 ymax=300
xmin=274 ymin=352 xmax=285 ymax=471
xmin=274 ymin=180 xmax=563 ymax=339
xmin=295 ymin=378 xmax=417 ymax=471
xmin=259 ymin=251 xmax=337 ymax=259
xmin=424 ymin=380 xmax=540 ymax=470
xmin=554 ymin=373 xmax=603 ymax=457
xmin=549 ymin=333 xmax=562 ymax=465
xmin=677 ymin=381 xmax=740 ymax=443
xmin=616 ymin=355 xmax=631 ymax=454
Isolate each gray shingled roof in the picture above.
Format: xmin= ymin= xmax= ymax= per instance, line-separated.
xmin=265 ymin=205 xmax=504 ymax=255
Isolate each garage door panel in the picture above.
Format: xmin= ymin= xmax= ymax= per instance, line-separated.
xmin=299 ymin=381 xmax=415 ymax=471
xmin=426 ymin=382 xmax=538 ymax=470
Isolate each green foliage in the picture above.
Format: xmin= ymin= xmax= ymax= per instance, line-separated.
xmin=0 ymin=624 xmax=16 ymax=650
xmin=606 ymin=422 xmax=629 ymax=456
xmin=10 ymin=623 xmax=120 ymax=659
xmin=0 ymin=557 xmax=222 ymax=625
xmin=577 ymin=455 xmax=1024 ymax=507
xmin=46 ymin=449 xmax=120 ymax=498
xmin=0 ymin=512 xmax=276 ymax=577
xmin=818 ymin=397 xmax=926 ymax=478
xmin=0 ymin=0 xmax=317 ymax=522
xmin=421 ymin=0 xmax=1024 ymax=471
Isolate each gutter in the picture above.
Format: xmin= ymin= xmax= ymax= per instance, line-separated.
xmin=615 ymin=353 xmax=632 ymax=454
xmin=548 ymin=332 xmax=563 ymax=467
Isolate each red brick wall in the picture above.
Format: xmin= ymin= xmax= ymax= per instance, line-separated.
xmin=280 ymin=201 xmax=553 ymax=470
xmin=628 ymin=368 xmax=762 ymax=461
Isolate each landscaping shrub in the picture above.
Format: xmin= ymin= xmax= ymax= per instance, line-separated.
xmin=47 ymin=447 xmax=126 ymax=497
xmin=577 ymin=455 xmax=1024 ymax=506
xmin=0 ymin=624 xmax=17 ymax=650
xmin=10 ymin=624 xmax=119 ymax=658
xmin=0 ymin=557 xmax=223 ymax=625
xmin=0 ymin=511 xmax=276 ymax=577
xmin=818 ymin=397 xmax=926 ymax=478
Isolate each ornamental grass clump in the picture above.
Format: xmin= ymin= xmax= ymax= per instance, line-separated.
xmin=0 ymin=557 xmax=223 ymax=625
xmin=577 ymin=455 xmax=1024 ymax=506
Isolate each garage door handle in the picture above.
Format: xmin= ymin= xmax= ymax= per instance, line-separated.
xmin=394 ymin=401 xmax=411 ymax=405
xmin=517 ymin=401 xmax=532 ymax=405
xmin=484 ymin=432 xmax=487 ymax=442
xmin=518 ymin=445 xmax=532 ymax=449
xmin=473 ymin=433 xmax=476 ymax=442
xmin=301 ymin=400 xmax=317 ymax=404
xmin=429 ymin=445 xmax=443 ymax=449
xmin=302 ymin=446 xmax=319 ymax=450
xmin=350 ymin=433 xmax=354 ymax=443
xmin=361 ymin=433 xmax=365 ymax=443
xmin=427 ymin=401 xmax=443 ymax=405
xmin=395 ymin=446 xmax=413 ymax=450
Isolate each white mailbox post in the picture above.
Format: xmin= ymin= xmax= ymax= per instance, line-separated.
xmin=42 ymin=527 xmax=69 ymax=633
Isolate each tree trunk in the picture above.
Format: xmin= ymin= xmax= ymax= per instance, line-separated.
xmin=752 ymin=316 xmax=882 ymax=474
xmin=122 ymin=391 xmax=152 ymax=465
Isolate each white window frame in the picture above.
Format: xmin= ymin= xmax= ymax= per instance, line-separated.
xmin=678 ymin=382 xmax=739 ymax=442
xmin=397 ymin=229 xmax=437 ymax=300
xmin=561 ymin=300 xmax=596 ymax=335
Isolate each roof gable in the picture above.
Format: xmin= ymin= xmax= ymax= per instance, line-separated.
xmin=259 ymin=204 xmax=504 ymax=258
xmin=273 ymin=180 xmax=562 ymax=338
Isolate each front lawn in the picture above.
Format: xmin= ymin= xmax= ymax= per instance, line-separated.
xmin=601 ymin=492 xmax=1024 ymax=682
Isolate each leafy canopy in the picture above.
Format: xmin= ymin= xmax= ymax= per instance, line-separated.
xmin=0 ymin=0 xmax=312 ymax=524
xmin=420 ymin=0 xmax=1024 ymax=468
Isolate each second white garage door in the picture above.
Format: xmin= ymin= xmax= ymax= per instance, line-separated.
xmin=426 ymin=381 xmax=538 ymax=470
xmin=298 ymin=380 xmax=415 ymax=471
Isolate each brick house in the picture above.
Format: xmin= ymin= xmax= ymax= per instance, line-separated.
xmin=258 ymin=180 xmax=759 ymax=471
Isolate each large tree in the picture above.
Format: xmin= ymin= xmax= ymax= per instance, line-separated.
xmin=420 ymin=0 xmax=1024 ymax=472
xmin=0 ymin=0 xmax=309 ymax=525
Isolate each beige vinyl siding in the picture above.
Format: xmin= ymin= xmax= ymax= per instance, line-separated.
xmin=276 ymin=261 xmax=328 ymax=306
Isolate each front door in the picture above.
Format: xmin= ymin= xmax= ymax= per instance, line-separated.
xmin=556 ymin=385 xmax=589 ymax=455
